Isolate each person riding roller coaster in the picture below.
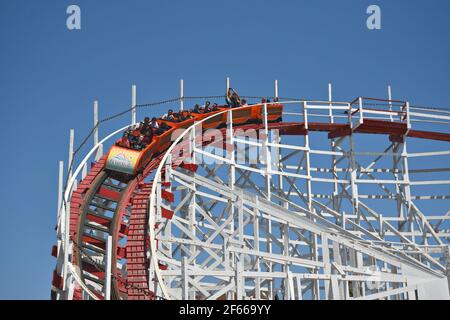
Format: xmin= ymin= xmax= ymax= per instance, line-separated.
xmin=118 ymin=131 xmax=131 ymax=148
xmin=226 ymin=88 xmax=241 ymax=108
xmin=140 ymin=129 xmax=153 ymax=149
xmin=150 ymin=117 xmax=159 ymax=129
xmin=139 ymin=117 xmax=152 ymax=135
xmin=204 ymin=101 xmax=212 ymax=113
xmin=155 ymin=121 xmax=170 ymax=135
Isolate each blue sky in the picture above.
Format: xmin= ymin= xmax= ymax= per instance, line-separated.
xmin=0 ymin=0 xmax=449 ymax=299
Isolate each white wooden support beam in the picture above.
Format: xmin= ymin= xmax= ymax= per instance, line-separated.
xmin=274 ymin=79 xmax=278 ymax=100
xmin=93 ymin=100 xmax=99 ymax=146
xmin=303 ymin=101 xmax=308 ymax=129
xmin=182 ymin=256 xmax=189 ymax=299
xmin=63 ymin=203 xmax=71 ymax=291
xmin=82 ymin=163 xmax=87 ymax=180
xmin=296 ymin=276 xmax=303 ymax=300
xmin=263 ymin=103 xmax=271 ymax=201
xmin=227 ymin=110 xmax=235 ymax=190
xmin=132 ymin=84 xmax=137 ymax=125
xmin=68 ymin=129 xmax=74 ymax=180
xmin=191 ymin=122 xmax=197 ymax=165
xmin=57 ymin=161 xmax=64 ymax=224
xmin=388 ymin=85 xmax=394 ymax=122
xmin=358 ymin=96 xmax=364 ymax=126
xmin=348 ymin=134 xmax=360 ymax=220
xmin=328 ymin=83 xmax=334 ymax=123
xmin=156 ymin=173 xmax=162 ymax=219
xmin=406 ymin=101 xmax=411 ymax=131
xmin=322 ymin=234 xmax=331 ymax=298
xmin=104 ymin=235 xmax=112 ymax=300
xmin=235 ymin=259 xmax=244 ymax=299
xmin=66 ymin=274 xmax=75 ymax=300
xmin=253 ymin=200 xmax=261 ymax=299
xmin=330 ymin=275 xmax=341 ymax=300
xmin=302 ymin=110 xmax=312 ymax=212
xmin=287 ymin=270 xmax=295 ymax=300
xmin=180 ymin=79 xmax=184 ymax=112
xmin=93 ymin=101 xmax=103 ymax=160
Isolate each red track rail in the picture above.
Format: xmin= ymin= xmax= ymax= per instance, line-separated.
xmin=126 ymin=183 xmax=154 ymax=300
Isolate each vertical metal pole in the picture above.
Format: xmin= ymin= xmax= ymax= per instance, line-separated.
xmin=227 ymin=110 xmax=236 ymax=264
xmin=93 ymin=101 xmax=99 ymax=146
xmin=287 ymin=271 xmax=295 ymax=300
xmin=132 ymin=84 xmax=137 ymax=125
xmin=57 ymin=161 xmax=64 ymax=222
xmin=68 ymin=129 xmax=74 ymax=180
xmin=358 ymin=97 xmax=364 ymax=126
xmin=349 ymin=134 xmax=360 ymax=221
xmin=82 ymin=163 xmax=87 ymax=180
xmin=388 ymin=85 xmax=393 ymax=122
xmin=274 ymin=80 xmax=278 ymax=100
xmin=63 ymin=204 xmax=70 ymax=292
xmin=237 ymin=194 xmax=244 ymax=299
xmin=105 ymin=235 xmax=112 ymax=300
xmin=402 ymin=141 xmax=413 ymax=242
xmin=389 ymin=87 xmax=402 ymax=225
xmin=62 ymin=129 xmax=73 ymax=291
xmin=273 ymin=129 xmax=286 ymax=207
xmin=328 ymin=83 xmax=332 ymax=101
xmin=328 ymin=84 xmax=339 ymax=218
xmin=180 ymin=79 xmax=184 ymax=111
xmin=322 ymin=234 xmax=331 ymax=299
xmin=303 ymin=101 xmax=308 ymax=130
xmin=253 ymin=200 xmax=261 ymax=299
xmin=93 ymin=100 xmax=103 ymax=160
xmin=235 ymin=258 xmax=244 ymax=299
xmin=305 ymin=135 xmax=312 ymax=212
xmin=191 ymin=122 xmax=197 ymax=165
xmin=226 ymin=77 xmax=230 ymax=94
xmin=296 ymin=277 xmax=303 ymax=300
xmin=303 ymin=102 xmax=312 ymax=211
xmin=181 ymin=256 xmax=189 ymax=299
xmin=332 ymin=241 xmax=345 ymax=298
xmin=263 ymin=103 xmax=271 ymax=201
xmin=227 ymin=110 xmax=235 ymax=190
xmin=400 ymin=101 xmax=413 ymax=242
xmin=328 ymin=83 xmax=334 ymax=123
xmin=263 ymin=103 xmax=274 ymax=297
xmin=444 ymin=246 xmax=450 ymax=292
xmin=283 ymin=222 xmax=289 ymax=298
xmin=405 ymin=102 xmax=411 ymax=130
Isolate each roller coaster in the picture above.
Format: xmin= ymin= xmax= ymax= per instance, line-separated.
xmin=52 ymin=81 xmax=450 ymax=300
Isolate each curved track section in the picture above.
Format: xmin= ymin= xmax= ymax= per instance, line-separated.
xmin=53 ymin=97 xmax=450 ymax=300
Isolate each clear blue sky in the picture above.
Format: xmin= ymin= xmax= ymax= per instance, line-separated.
xmin=0 ymin=0 xmax=449 ymax=299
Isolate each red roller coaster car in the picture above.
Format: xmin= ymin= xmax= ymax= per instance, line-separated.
xmin=105 ymin=103 xmax=283 ymax=176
